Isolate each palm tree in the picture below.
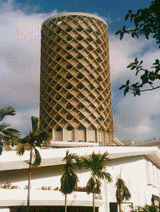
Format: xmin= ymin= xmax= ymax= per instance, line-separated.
xmin=60 ymin=150 xmax=79 ymax=212
xmin=116 ymin=178 xmax=131 ymax=212
xmin=0 ymin=106 xmax=19 ymax=155
xmin=82 ymin=151 xmax=112 ymax=212
xmin=16 ymin=116 xmax=50 ymax=212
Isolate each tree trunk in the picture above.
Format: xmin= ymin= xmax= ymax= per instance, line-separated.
xmin=93 ymin=192 xmax=95 ymax=212
xmin=27 ymin=149 xmax=32 ymax=212
xmin=118 ymin=203 xmax=121 ymax=212
xmin=65 ymin=194 xmax=67 ymax=212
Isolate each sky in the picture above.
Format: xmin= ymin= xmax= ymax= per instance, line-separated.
xmin=0 ymin=0 xmax=159 ymax=143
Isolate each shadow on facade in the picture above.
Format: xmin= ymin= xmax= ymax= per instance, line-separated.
xmin=10 ymin=206 xmax=99 ymax=212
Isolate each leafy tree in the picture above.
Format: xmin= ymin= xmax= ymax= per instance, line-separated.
xmin=130 ymin=204 xmax=159 ymax=212
xmin=0 ymin=106 xmax=19 ymax=154
xmin=82 ymin=151 xmax=112 ymax=212
xmin=116 ymin=178 xmax=131 ymax=212
xmin=60 ymin=150 xmax=79 ymax=212
xmin=116 ymin=0 xmax=160 ymax=96
xmin=16 ymin=116 xmax=50 ymax=212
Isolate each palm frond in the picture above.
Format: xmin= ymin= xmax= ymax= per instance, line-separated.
xmin=32 ymin=148 xmax=41 ymax=166
xmin=16 ymin=143 xmax=26 ymax=156
xmin=99 ymin=151 xmax=109 ymax=163
xmin=102 ymin=172 xmax=112 ymax=182
xmin=61 ymin=150 xmax=79 ymax=195
xmin=86 ymin=176 xmax=95 ymax=194
xmin=124 ymin=186 xmax=131 ymax=200
xmin=0 ymin=123 xmax=10 ymax=132
xmin=86 ymin=177 xmax=101 ymax=194
xmin=36 ymin=131 xmax=51 ymax=147
xmin=61 ymin=171 xmax=78 ymax=194
xmin=2 ymin=128 xmax=19 ymax=138
xmin=0 ymin=140 xmax=3 ymax=155
xmin=31 ymin=116 xmax=39 ymax=134
xmin=0 ymin=106 xmax=16 ymax=121
xmin=116 ymin=178 xmax=131 ymax=204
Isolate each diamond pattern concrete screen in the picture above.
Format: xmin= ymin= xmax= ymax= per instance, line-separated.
xmin=40 ymin=12 xmax=113 ymax=145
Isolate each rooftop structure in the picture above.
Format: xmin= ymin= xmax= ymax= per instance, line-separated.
xmin=40 ymin=13 xmax=113 ymax=145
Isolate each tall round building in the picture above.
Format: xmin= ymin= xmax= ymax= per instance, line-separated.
xmin=40 ymin=12 xmax=113 ymax=146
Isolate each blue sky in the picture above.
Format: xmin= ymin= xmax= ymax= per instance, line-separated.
xmin=1 ymin=0 xmax=159 ymax=143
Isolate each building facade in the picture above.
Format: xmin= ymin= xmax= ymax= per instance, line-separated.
xmin=0 ymin=146 xmax=160 ymax=212
xmin=40 ymin=13 xmax=113 ymax=145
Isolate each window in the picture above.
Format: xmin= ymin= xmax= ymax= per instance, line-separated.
xmin=66 ymin=115 xmax=73 ymax=120
xmin=66 ymin=46 xmax=72 ymax=50
xmin=76 ymin=55 xmax=84 ymax=59
xmin=56 ymin=127 xmax=62 ymax=131
xmin=56 ymin=105 xmax=62 ymax=111
xmin=77 ymin=94 xmax=84 ymax=99
xmin=89 ymin=127 xmax=94 ymax=131
xmin=76 ymin=36 xmax=83 ymax=41
xmin=66 ymin=74 xmax=72 ymax=80
xmin=66 ymin=65 xmax=72 ymax=70
xmin=56 ymin=85 xmax=62 ymax=91
xmin=77 ymin=104 xmax=84 ymax=109
xmin=77 ymin=65 xmax=84 ymax=69
xmin=66 ymin=95 xmax=73 ymax=99
xmin=56 ymin=56 xmax=61 ymax=62
xmin=55 ymin=76 xmax=62 ymax=81
xmin=76 ymin=46 xmax=83 ymax=50
xmin=98 ymin=118 xmax=102 ymax=122
xmin=57 ymin=38 xmax=62 ymax=43
xmin=76 ymin=28 xmax=83 ymax=32
xmin=66 ymin=84 xmax=73 ymax=89
xmin=77 ymin=126 xmax=84 ymax=131
xmin=66 ymin=28 xmax=72 ymax=32
xmin=66 ymin=55 xmax=73 ymax=60
xmin=56 ymin=116 xmax=61 ymax=121
xmin=79 ymin=114 xmax=84 ymax=120
xmin=77 ymin=84 xmax=84 ymax=89
xmin=77 ymin=74 xmax=84 ymax=79
xmin=56 ymin=29 xmax=62 ymax=34
xmin=66 ymin=126 xmax=73 ymax=131
xmin=87 ymin=29 xmax=92 ymax=33
xmin=66 ymin=104 xmax=73 ymax=110
xmin=67 ymin=36 xmax=72 ymax=41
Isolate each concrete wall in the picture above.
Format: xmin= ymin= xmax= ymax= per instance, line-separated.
xmin=106 ymin=155 xmax=160 ymax=211
xmin=1 ymin=147 xmax=160 ymax=211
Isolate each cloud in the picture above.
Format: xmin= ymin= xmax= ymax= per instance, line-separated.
xmin=0 ymin=1 xmax=159 ymax=143
xmin=109 ymin=34 xmax=160 ymax=142
xmin=0 ymin=0 xmax=57 ymax=136
xmin=3 ymin=107 xmax=39 ymax=137
xmin=0 ymin=0 xmax=58 ymax=109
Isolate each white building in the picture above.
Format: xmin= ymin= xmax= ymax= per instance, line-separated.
xmin=0 ymin=145 xmax=160 ymax=212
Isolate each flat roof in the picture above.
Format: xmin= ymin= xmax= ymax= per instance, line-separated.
xmin=1 ymin=146 xmax=160 ymax=170
xmin=42 ymin=12 xmax=108 ymax=27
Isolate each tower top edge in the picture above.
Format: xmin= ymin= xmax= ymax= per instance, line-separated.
xmin=42 ymin=12 xmax=108 ymax=27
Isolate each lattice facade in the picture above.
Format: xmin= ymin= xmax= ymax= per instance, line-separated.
xmin=40 ymin=12 xmax=113 ymax=145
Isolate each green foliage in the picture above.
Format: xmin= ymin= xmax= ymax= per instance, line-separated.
xmin=60 ymin=150 xmax=79 ymax=195
xmin=0 ymin=106 xmax=19 ymax=155
xmin=17 ymin=116 xmax=50 ymax=167
xmin=116 ymin=0 xmax=160 ymax=46
xmin=116 ymin=178 xmax=131 ymax=205
xmin=0 ymin=182 xmax=19 ymax=189
xmin=86 ymin=176 xmax=101 ymax=194
xmin=130 ymin=204 xmax=159 ymax=212
xmin=82 ymin=151 xmax=112 ymax=194
xmin=116 ymin=0 xmax=160 ymax=96
xmin=119 ymin=58 xmax=160 ymax=96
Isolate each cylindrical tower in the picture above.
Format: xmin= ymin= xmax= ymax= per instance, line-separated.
xmin=40 ymin=12 xmax=113 ymax=145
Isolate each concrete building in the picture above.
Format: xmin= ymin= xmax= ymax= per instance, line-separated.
xmin=0 ymin=146 xmax=160 ymax=212
xmin=1 ymin=12 xmax=159 ymax=212
xmin=40 ymin=13 xmax=113 ymax=145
